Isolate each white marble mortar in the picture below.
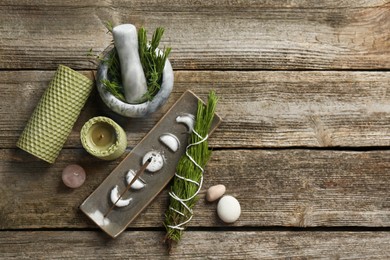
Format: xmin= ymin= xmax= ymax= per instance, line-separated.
xmin=96 ymin=49 xmax=174 ymax=118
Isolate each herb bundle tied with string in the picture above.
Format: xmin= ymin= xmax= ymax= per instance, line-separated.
xmin=164 ymin=91 xmax=218 ymax=250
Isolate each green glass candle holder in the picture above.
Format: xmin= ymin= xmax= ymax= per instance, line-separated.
xmin=17 ymin=65 xmax=93 ymax=164
xmin=80 ymin=116 xmax=127 ymax=160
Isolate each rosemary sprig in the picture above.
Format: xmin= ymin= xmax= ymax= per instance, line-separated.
xmin=101 ymin=79 xmax=125 ymax=102
xmin=101 ymin=26 xmax=171 ymax=103
xmin=101 ymin=47 xmax=125 ymax=101
xmin=164 ymin=91 xmax=218 ymax=248
xmin=105 ymin=21 xmax=114 ymax=33
xmin=138 ymin=27 xmax=171 ymax=102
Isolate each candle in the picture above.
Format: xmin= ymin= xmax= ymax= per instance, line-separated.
xmin=62 ymin=164 xmax=86 ymax=188
xmin=16 ymin=65 xmax=93 ymax=163
xmin=90 ymin=123 xmax=116 ymax=149
xmin=81 ymin=117 xmax=127 ymax=160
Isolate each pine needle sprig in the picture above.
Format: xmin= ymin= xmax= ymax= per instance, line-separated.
xmin=101 ymin=47 xmax=125 ymax=101
xmin=164 ymin=91 xmax=218 ymax=247
xmin=138 ymin=27 xmax=171 ymax=102
xmin=101 ymin=79 xmax=125 ymax=102
xmin=105 ymin=21 xmax=114 ymax=33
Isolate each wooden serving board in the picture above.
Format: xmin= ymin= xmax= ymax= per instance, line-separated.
xmin=80 ymin=90 xmax=222 ymax=238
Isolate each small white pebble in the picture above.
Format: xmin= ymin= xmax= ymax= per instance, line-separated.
xmin=217 ymin=195 xmax=241 ymax=223
xmin=126 ymin=170 xmax=146 ymax=190
xmin=176 ymin=114 xmax=195 ymax=133
xmin=206 ymin=184 xmax=226 ymax=202
xmin=110 ymin=185 xmax=132 ymax=207
xmin=143 ymin=151 xmax=164 ymax=172
xmin=159 ymin=133 xmax=180 ymax=152
xmin=89 ymin=210 xmax=110 ymax=226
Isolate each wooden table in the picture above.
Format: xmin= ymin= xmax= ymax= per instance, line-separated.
xmin=1 ymin=1 xmax=389 ymax=258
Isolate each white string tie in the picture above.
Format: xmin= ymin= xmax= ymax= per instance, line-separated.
xmin=167 ymin=129 xmax=208 ymax=230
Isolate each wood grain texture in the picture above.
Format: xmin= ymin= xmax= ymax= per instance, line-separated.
xmin=0 ymin=1 xmax=389 ymax=70
xmin=1 ymin=231 xmax=389 ymax=259
xmin=1 ymin=0 xmax=389 ymax=257
xmin=1 ymin=70 xmax=389 ymax=148
xmin=1 ymin=149 xmax=389 ymax=229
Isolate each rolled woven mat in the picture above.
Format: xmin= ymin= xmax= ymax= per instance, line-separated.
xmin=17 ymin=65 xmax=94 ymax=163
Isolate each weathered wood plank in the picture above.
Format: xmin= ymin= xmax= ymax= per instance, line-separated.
xmin=1 ymin=149 xmax=389 ymax=229
xmin=0 ymin=1 xmax=388 ymax=70
xmin=1 ymin=231 xmax=389 ymax=259
xmin=1 ymin=70 xmax=389 ymax=148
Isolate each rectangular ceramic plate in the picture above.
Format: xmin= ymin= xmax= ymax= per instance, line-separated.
xmin=80 ymin=90 xmax=222 ymax=238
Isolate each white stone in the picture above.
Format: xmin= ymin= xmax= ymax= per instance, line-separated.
xmin=176 ymin=114 xmax=195 ymax=133
xmin=217 ymin=195 xmax=241 ymax=223
xmin=110 ymin=185 xmax=132 ymax=207
xmin=159 ymin=133 xmax=180 ymax=152
xmin=206 ymin=184 xmax=226 ymax=202
xmin=143 ymin=150 xmax=164 ymax=172
xmin=126 ymin=170 xmax=146 ymax=190
xmin=89 ymin=210 xmax=110 ymax=226
xmin=112 ymin=24 xmax=147 ymax=103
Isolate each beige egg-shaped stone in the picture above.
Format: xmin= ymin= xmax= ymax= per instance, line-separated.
xmin=206 ymin=184 xmax=226 ymax=202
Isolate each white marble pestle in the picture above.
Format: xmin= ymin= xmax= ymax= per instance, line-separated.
xmin=112 ymin=24 xmax=147 ymax=104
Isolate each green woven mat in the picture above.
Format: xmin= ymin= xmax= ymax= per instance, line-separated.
xmin=17 ymin=65 xmax=93 ymax=163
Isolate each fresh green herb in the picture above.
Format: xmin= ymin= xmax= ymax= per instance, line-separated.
xmin=101 ymin=79 xmax=125 ymax=102
xmin=105 ymin=21 xmax=114 ymax=33
xmin=106 ymin=48 xmax=121 ymax=83
xmin=100 ymin=48 xmax=126 ymax=101
xmin=87 ymin=48 xmax=94 ymax=57
xmin=138 ymin=27 xmax=171 ymax=102
xmin=86 ymin=48 xmax=99 ymax=66
xmin=101 ymin=26 xmax=171 ymax=103
xmin=164 ymin=91 xmax=218 ymax=249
